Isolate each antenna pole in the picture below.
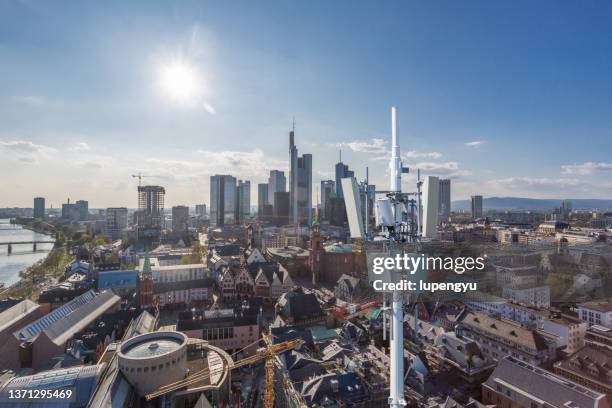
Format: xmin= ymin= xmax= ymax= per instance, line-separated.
xmin=388 ymin=106 xmax=405 ymax=408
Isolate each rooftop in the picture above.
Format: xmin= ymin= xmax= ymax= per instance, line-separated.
xmin=267 ymin=246 xmax=310 ymax=258
xmin=324 ymin=243 xmax=353 ymax=254
xmin=213 ymin=244 xmax=241 ymax=257
xmin=0 ymin=364 xmax=103 ymax=408
xmin=555 ymin=345 xmax=612 ymax=384
xmin=461 ymin=311 xmax=553 ymax=351
xmin=177 ymin=308 xmax=258 ymax=331
xmin=14 ymin=290 xmax=121 ymax=345
xmin=485 ymin=356 xmax=606 ymax=408
xmin=97 ymin=269 xmax=138 ymax=290
xmin=122 ymin=310 xmax=157 ymax=340
xmin=119 ymin=331 xmax=187 ymax=359
xmin=337 ymin=273 xmax=360 ymax=289
xmin=150 ymin=263 xmax=206 ymax=271
xmin=0 ymin=299 xmax=39 ymax=334
xmin=153 ymin=277 xmax=214 ymax=293
xmin=123 ymin=338 xmax=182 ymax=358
xmin=579 ymin=300 xmax=612 ymax=313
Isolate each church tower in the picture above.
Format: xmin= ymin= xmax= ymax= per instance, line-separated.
xmin=139 ymin=252 xmax=154 ymax=308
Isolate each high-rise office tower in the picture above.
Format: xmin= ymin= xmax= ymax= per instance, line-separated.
xmin=258 ymin=183 xmax=269 ymax=216
xmin=438 ymin=179 xmax=451 ymax=220
xmin=273 ymin=191 xmax=290 ymax=225
xmin=236 ymin=180 xmax=251 ymax=222
xmin=33 ymin=197 xmax=45 ymax=219
xmin=210 ymin=175 xmax=236 ymax=227
xmin=195 ymin=204 xmax=207 ymax=218
xmin=62 ymin=198 xmax=78 ymax=221
xmin=172 ymin=205 xmax=189 ymax=234
xmin=320 ymin=180 xmax=335 ymax=221
xmin=422 ymin=176 xmax=440 ymax=239
xmin=560 ymin=200 xmax=572 ymax=221
xmin=359 ymin=182 xmax=376 ymax=231
xmin=335 ymin=153 xmax=354 ymax=199
xmin=61 ymin=198 xmax=88 ymax=221
xmin=76 ymin=200 xmax=89 ymax=221
xmin=289 ymin=128 xmax=312 ymax=225
xmin=105 ymin=207 xmax=128 ymax=240
xmin=136 ymin=186 xmax=165 ymax=243
xmin=471 ymin=195 xmax=483 ymax=219
xmin=267 ymin=170 xmax=286 ymax=206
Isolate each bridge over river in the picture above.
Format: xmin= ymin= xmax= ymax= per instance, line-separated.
xmin=0 ymin=240 xmax=55 ymax=254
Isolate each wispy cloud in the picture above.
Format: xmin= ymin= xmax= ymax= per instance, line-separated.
xmin=74 ymin=161 xmax=103 ymax=169
xmin=406 ymin=161 xmax=472 ymax=178
xmin=464 ymin=140 xmax=486 ymax=147
xmin=404 ymin=150 xmax=442 ymax=159
xmin=0 ymin=140 xmax=51 ymax=153
xmin=143 ymin=148 xmax=287 ymax=183
xmin=561 ymin=162 xmax=612 ymax=175
xmin=0 ymin=139 xmax=56 ymax=163
xmin=339 ymin=138 xmax=387 ymax=154
xmin=493 ymin=177 xmax=579 ymax=188
xmin=68 ymin=142 xmax=92 ymax=152
xmin=18 ymin=156 xmax=37 ymax=163
xmin=13 ymin=95 xmax=47 ymax=106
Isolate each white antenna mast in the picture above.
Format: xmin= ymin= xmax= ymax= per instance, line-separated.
xmin=341 ymin=106 xmax=423 ymax=408
xmin=388 ymin=106 xmax=406 ymax=408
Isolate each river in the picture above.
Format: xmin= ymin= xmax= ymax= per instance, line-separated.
xmin=0 ymin=219 xmax=55 ymax=286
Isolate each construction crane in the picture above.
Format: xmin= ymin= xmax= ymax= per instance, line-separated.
xmin=145 ymin=337 xmax=303 ymax=406
xmin=131 ymin=173 xmax=163 ymax=186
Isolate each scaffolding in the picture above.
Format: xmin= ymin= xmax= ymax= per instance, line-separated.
xmin=137 ymin=185 xmax=165 ymax=227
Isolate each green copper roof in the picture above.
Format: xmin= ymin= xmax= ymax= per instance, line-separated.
xmin=142 ymin=252 xmax=152 ymax=275
xmin=309 ymin=325 xmax=340 ymax=341
xmin=324 ymin=243 xmax=353 ymax=253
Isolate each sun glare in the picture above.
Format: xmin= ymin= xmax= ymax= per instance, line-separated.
xmin=158 ymin=60 xmax=202 ymax=105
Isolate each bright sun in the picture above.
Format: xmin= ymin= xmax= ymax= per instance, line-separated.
xmin=158 ymin=60 xmax=202 ymax=105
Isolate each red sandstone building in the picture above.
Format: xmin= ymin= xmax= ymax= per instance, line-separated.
xmin=310 ymin=224 xmax=358 ymax=284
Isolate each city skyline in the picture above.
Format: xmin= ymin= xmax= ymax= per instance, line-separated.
xmin=2 ymin=0 xmax=612 ymax=207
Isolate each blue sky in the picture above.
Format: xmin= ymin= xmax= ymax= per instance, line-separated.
xmin=1 ymin=0 xmax=612 ymax=208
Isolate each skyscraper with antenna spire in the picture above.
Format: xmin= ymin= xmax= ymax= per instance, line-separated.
xmin=335 ymin=150 xmax=354 ymax=199
xmin=288 ymin=121 xmax=312 ymax=226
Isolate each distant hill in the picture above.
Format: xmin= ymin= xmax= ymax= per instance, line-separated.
xmin=451 ymin=197 xmax=612 ymax=212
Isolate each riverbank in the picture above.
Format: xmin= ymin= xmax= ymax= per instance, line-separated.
xmin=11 ymin=218 xmax=58 ymax=239
xmin=0 ymin=246 xmax=73 ymax=300
xmin=0 ymin=219 xmax=63 ymax=299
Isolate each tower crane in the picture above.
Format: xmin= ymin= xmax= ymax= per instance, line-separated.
xmin=131 ymin=173 xmax=163 ymax=186
xmin=145 ymin=337 xmax=303 ymax=407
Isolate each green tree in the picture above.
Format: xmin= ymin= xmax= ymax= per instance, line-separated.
xmin=92 ymin=235 xmax=111 ymax=246
xmin=181 ymin=242 xmax=205 ymax=264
